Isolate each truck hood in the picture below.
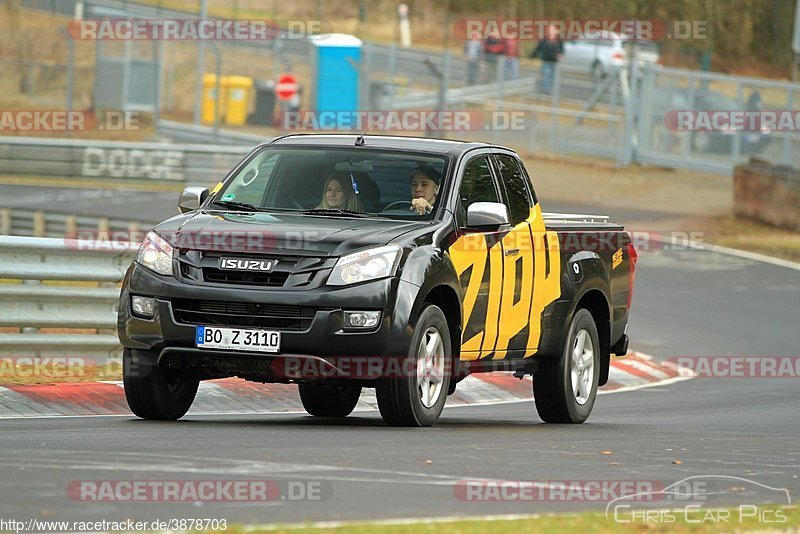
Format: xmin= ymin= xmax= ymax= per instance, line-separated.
xmin=153 ymin=210 xmax=429 ymax=256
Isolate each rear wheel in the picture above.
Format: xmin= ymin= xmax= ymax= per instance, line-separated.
xmin=123 ymin=350 xmax=199 ymax=421
xmin=376 ymin=304 xmax=451 ymax=427
xmin=533 ymin=308 xmax=600 ymax=423
xmin=298 ymin=383 xmax=362 ymax=417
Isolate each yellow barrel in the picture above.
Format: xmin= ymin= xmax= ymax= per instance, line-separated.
xmin=202 ymin=74 xmax=229 ymax=125
xmin=224 ymin=76 xmax=254 ymax=126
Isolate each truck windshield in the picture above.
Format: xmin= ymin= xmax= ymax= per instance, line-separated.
xmin=213 ymin=147 xmax=449 ymax=220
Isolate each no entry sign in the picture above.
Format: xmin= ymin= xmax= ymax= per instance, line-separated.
xmin=276 ymin=74 xmax=298 ymax=101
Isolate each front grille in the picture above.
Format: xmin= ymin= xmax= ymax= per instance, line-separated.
xmin=172 ymin=299 xmax=311 ymax=330
xmin=176 ymin=250 xmax=335 ymax=289
xmin=202 ymin=268 xmax=291 ymax=287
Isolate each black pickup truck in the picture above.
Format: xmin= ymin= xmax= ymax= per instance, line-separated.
xmin=118 ymin=135 xmax=637 ymax=427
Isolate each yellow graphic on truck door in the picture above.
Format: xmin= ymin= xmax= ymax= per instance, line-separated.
xmin=451 ymin=203 xmax=561 ymax=361
xmin=449 ymin=231 xmax=504 ymax=361
xmin=525 ymin=204 xmax=561 ymax=358
xmin=493 ymin=218 xmax=534 ymax=359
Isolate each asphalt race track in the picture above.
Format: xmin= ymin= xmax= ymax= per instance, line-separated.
xmin=0 ymin=186 xmax=798 ymax=526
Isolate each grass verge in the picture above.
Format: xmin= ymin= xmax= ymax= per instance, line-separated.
xmin=232 ymin=506 xmax=799 ymax=533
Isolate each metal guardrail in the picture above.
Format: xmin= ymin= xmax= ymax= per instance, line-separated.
xmin=0 ymin=136 xmax=251 ymax=186
xmin=1 ymin=208 xmax=156 ymax=238
xmin=0 ymin=236 xmax=135 ymax=359
xmin=157 ymin=120 xmax=265 ymax=147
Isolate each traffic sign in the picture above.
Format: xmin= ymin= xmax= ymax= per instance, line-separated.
xmin=276 ymin=74 xmax=298 ymax=101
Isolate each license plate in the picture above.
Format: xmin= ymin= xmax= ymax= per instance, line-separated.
xmin=195 ymin=326 xmax=280 ymax=353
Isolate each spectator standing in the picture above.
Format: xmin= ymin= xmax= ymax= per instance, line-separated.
xmin=503 ymin=37 xmax=519 ymax=81
xmin=530 ymin=25 xmax=563 ymax=94
xmin=465 ymin=37 xmax=483 ymax=85
xmin=483 ymin=33 xmax=505 ymax=82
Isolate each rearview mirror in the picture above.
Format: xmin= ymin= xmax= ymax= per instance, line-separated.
xmin=465 ymin=202 xmax=510 ymax=230
xmin=178 ymin=186 xmax=209 ymax=213
xmin=334 ymin=161 xmax=373 ymax=172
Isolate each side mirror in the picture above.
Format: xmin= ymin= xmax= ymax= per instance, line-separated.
xmin=178 ymin=186 xmax=209 ymax=214
xmin=465 ymin=202 xmax=510 ymax=230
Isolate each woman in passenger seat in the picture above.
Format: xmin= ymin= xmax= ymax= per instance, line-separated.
xmin=316 ymin=171 xmax=361 ymax=211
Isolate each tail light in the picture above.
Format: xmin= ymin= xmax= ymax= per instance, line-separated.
xmin=626 ymin=241 xmax=638 ymax=309
xmin=613 ymin=51 xmax=626 ymax=61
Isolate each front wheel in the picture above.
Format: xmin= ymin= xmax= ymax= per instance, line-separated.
xmin=123 ymin=350 xmax=199 ymax=421
xmin=376 ymin=304 xmax=452 ymax=427
xmin=298 ymin=383 xmax=362 ymax=417
xmin=533 ymin=308 xmax=600 ymax=423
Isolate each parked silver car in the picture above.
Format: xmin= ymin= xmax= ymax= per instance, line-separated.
xmin=561 ymin=30 xmax=661 ymax=79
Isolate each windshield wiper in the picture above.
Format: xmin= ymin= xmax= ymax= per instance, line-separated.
xmin=211 ymin=200 xmax=261 ymax=212
xmin=210 ymin=200 xmax=268 ymax=212
xmin=301 ymin=208 xmax=374 ymax=218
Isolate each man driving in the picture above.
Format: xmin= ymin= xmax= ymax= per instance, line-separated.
xmin=409 ymin=163 xmax=440 ymax=215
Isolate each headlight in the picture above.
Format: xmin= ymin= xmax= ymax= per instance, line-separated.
xmin=136 ymin=231 xmax=174 ymax=276
xmin=328 ymin=245 xmax=401 ymax=286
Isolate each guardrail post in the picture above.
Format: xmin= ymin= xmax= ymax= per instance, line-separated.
xmin=33 ymin=211 xmax=46 ymax=237
xmin=98 ymin=217 xmax=110 ymax=237
xmin=128 ymin=222 xmax=140 ymax=243
xmin=21 ymin=277 xmax=42 ymax=336
xmin=0 ymin=209 xmax=10 ymax=235
xmin=65 ymin=215 xmax=77 ymax=237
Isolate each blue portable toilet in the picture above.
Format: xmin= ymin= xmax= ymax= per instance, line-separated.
xmin=310 ymin=34 xmax=362 ymax=129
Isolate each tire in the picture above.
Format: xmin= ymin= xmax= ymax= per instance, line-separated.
xmin=533 ymin=308 xmax=600 ymax=423
xmin=376 ymin=304 xmax=452 ymax=427
xmin=298 ymin=383 xmax=362 ymax=417
xmin=123 ymin=350 xmax=199 ymax=421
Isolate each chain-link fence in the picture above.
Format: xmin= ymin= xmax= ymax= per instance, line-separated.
xmin=9 ymin=0 xmax=800 ymax=175
xmin=637 ymin=66 xmax=800 ymax=174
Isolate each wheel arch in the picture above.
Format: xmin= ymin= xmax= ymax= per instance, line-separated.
xmin=574 ymin=288 xmax=612 ymax=386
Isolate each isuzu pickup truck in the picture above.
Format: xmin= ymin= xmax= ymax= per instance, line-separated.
xmin=118 ymin=135 xmax=637 ymax=427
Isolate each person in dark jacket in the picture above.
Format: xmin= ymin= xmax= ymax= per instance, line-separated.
xmin=530 ymin=25 xmax=563 ymax=95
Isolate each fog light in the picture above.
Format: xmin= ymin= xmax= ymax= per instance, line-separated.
xmin=131 ymin=296 xmax=156 ymax=318
xmin=344 ymin=311 xmax=381 ymax=329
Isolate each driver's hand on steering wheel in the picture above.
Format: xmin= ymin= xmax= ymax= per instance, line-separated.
xmin=410 ymin=198 xmax=433 ymax=215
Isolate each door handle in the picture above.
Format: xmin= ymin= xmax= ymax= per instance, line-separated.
xmin=504 ymin=248 xmax=520 ymax=256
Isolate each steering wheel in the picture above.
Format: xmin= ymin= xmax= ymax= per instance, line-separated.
xmin=381 ymin=200 xmax=414 ymax=212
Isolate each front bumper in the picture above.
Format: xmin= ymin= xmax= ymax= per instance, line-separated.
xmin=118 ymin=263 xmax=420 ymax=371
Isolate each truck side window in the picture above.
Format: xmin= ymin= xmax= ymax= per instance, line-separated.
xmin=459 ymin=156 xmax=500 ymax=219
xmin=494 ymin=154 xmax=534 ymax=226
